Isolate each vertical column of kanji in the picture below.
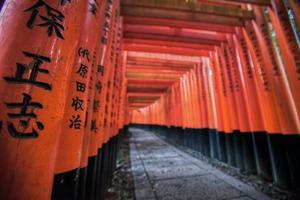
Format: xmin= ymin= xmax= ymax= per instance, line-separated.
xmin=266 ymin=2 xmax=300 ymax=189
xmin=94 ymin=2 xmax=119 ymax=199
xmin=117 ymin=51 xmax=127 ymax=131
xmin=52 ymin=0 xmax=104 ymax=199
xmin=244 ymin=19 xmax=281 ymax=136
xmin=253 ymin=6 xmax=299 ymax=136
xmin=243 ymin=17 xmax=280 ymax=181
xmin=97 ymin=0 xmax=118 ymax=149
xmin=229 ymin=32 xmax=258 ymax=174
xmin=103 ymin=20 xmax=116 ymax=141
xmin=215 ymin=46 xmax=236 ymax=166
xmin=107 ymin=18 xmax=122 ymax=192
xmin=114 ymin=31 xmax=124 ymax=134
xmin=234 ymin=28 xmax=265 ymax=175
xmin=109 ymin=16 xmax=122 ymax=139
xmin=227 ymin=35 xmax=251 ymax=134
xmin=268 ymin=1 xmax=300 ymax=127
xmin=222 ymin=43 xmax=240 ymax=134
xmin=210 ymin=52 xmax=227 ymax=163
xmin=227 ymin=34 xmax=253 ymax=171
xmin=236 ymin=27 xmax=266 ymax=136
xmin=88 ymin=0 xmax=115 ymax=159
xmin=79 ymin=11 xmax=101 ymax=200
xmin=213 ymin=50 xmax=231 ymax=136
xmin=254 ymin=4 xmax=300 ymax=187
xmin=105 ymin=11 xmax=119 ymax=142
xmin=0 ymin=1 xmax=87 ymax=199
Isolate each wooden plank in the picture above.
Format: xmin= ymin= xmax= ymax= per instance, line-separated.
xmin=123 ymin=16 xmax=237 ymax=33
xmin=124 ymin=38 xmax=215 ymax=51
xmin=124 ymin=44 xmax=210 ymax=57
xmin=122 ymin=0 xmax=254 ymax=19
xmin=121 ymin=6 xmax=245 ymax=26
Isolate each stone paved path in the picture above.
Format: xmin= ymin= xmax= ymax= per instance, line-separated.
xmin=129 ymin=128 xmax=274 ymax=200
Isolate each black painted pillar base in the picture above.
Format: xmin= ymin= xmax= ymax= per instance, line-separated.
xmin=78 ymin=167 xmax=88 ymax=200
xmin=95 ymin=148 xmax=103 ymax=200
xmin=99 ymin=142 xmax=109 ymax=199
xmin=252 ymin=132 xmax=273 ymax=181
xmin=216 ymin=131 xmax=227 ymax=163
xmin=233 ymin=130 xmax=245 ymax=172
xmin=209 ymin=129 xmax=218 ymax=159
xmin=202 ymin=129 xmax=210 ymax=157
xmin=267 ymin=134 xmax=291 ymax=189
xmin=178 ymin=128 xmax=184 ymax=146
xmin=183 ymin=128 xmax=188 ymax=147
xmin=284 ymin=134 xmax=300 ymax=191
xmin=52 ymin=168 xmax=80 ymax=200
xmin=225 ymin=133 xmax=236 ymax=167
xmin=194 ymin=130 xmax=202 ymax=152
xmin=192 ymin=129 xmax=199 ymax=151
xmin=198 ymin=129 xmax=204 ymax=155
xmin=86 ymin=156 xmax=98 ymax=200
xmin=242 ymin=132 xmax=257 ymax=175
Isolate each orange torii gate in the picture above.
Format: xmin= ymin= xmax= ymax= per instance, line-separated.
xmin=127 ymin=0 xmax=300 ymax=192
xmin=0 ymin=0 xmax=299 ymax=199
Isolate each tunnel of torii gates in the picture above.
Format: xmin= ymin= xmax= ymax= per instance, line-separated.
xmin=0 ymin=0 xmax=299 ymax=199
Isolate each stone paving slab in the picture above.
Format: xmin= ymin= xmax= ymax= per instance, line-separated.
xmin=129 ymin=128 xmax=273 ymax=200
xmin=138 ymin=151 xmax=179 ymax=160
xmin=145 ymin=164 xmax=208 ymax=181
xmin=153 ymin=175 xmax=244 ymax=200
xmin=142 ymin=157 xmax=189 ymax=168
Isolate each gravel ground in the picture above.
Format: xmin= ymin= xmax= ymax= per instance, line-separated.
xmin=155 ymin=133 xmax=300 ymax=200
xmin=104 ymin=133 xmax=135 ymax=200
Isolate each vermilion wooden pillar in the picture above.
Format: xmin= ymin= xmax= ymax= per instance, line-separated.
xmin=210 ymin=52 xmax=227 ymax=163
xmin=243 ymin=18 xmax=282 ymax=181
xmin=268 ymin=0 xmax=300 ymax=190
xmin=52 ymin=1 xmax=105 ymax=199
xmin=0 ymin=0 xmax=87 ymax=199
xmin=215 ymin=46 xmax=236 ymax=167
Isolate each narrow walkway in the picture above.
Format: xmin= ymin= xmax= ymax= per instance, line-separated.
xmin=129 ymin=128 xmax=273 ymax=200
